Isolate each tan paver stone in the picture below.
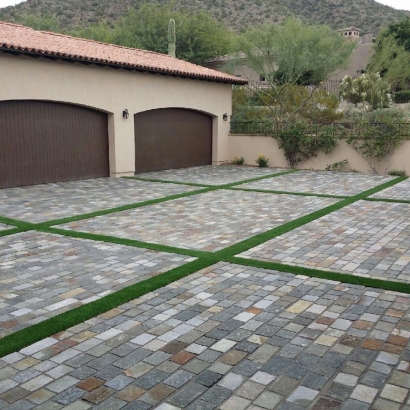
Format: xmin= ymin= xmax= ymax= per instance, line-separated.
xmin=143 ymin=383 xmax=175 ymax=403
xmin=380 ymin=384 xmax=408 ymax=403
xmin=236 ymin=381 xmax=265 ymax=400
xmin=26 ymin=388 xmax=55 ymax=404
xmin=0 ymin=386 xmax=30 ymax=403
xmin=351 ymin=384 xmax=378 ymax=403
xmin=76 ymin=377 xmax=105 ymax=392
xmin=286 ymin=301 xmax=312 ymax=314
xmin=124 ymin=362 xmax=153 ymax=378
xmin=115 ymin=385 xmax=145 ymax=402
xmin=387 ymin=335 xmax=408 ymax=346
xmin=82 ymin=386 xmax=115 ymax=404
xmin=354 ymin=320 xmax=373 ymax=330
xmin=315 ymin=335 xmax=338 ymax=346
xmin=361 ymin=339 xmax=384 ymax=351
xmin=98 ymin=308 xmax=125 ymax=320
xmin=170 ymin=351 xmax=195 ymax=365
xmin=219 ymin=350 xmax=248 ymax=366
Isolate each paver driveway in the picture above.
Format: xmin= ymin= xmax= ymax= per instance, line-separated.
xmin=0 ymin=166 xmax=409 ymax=410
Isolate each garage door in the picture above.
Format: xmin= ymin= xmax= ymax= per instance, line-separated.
xmin=0 ymin=100 xmax=109 ymax=189
xmin=134 ymin=108 xmax=212 ymax=173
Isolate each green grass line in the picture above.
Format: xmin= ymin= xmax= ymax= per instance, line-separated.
xmin=365 ymin=197 xmax=410 ymax=204
xmin=39 ymin=187 xmax=215 ymax=227
xmin=218 ymin=169 xmax=298 ymax=188
xmin=0 ymin=215 xmax=36 ymax=230
xmin=40 ymin=227 xmax=210 ymax=259
xmin=228 ymin=187 xmax=349 ymax=200
xmin=126 ymin=169 xmax=297 ymax=189
xmin=0 ymin=227 xmax=27 ymax=238
xmin=123 ymin=176 xmax=210 ymax=188
xmin=215 ymin=198 xmax=354 ymax=258
xmin=226 ymin=256 xmax=410 ymax=294
xmin=0 ymin=258 xmax=218 ymax=358
xmin=216 ymin=176 xmax=406 ymax=259
xmin=354 ymin=176 xmax=406 ymax=199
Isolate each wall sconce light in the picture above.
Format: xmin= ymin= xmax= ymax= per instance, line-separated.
xmin=123 ymin=109 xmax=129 ymax=119
xmin=223 ymin=113 xmax=228 ymax=121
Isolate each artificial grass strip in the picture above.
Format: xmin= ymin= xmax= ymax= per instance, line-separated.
xmin=365 ymin=197 xmax=410 ymax=204
xmin=125 ymin=169 xmax=298 ymax=189
xmin=0 ymin=227 xmax=27 ymax=238
xmin=39 ymin=187 xmax=214 ymax=227
xmin=228 ymin=187 xmax=349 ymax=200
xmin=0 ymin=257 xmax=218 ymax=358
xmin=216 ymin=198 xmax=354 ymax=258
xmin=226 ymin=256 xmax=410 ymax=294
xmin=219 ymin=169 xmax=298 ymax=188
xmin=40 ymin=226 xmax=210 ymax=259
xmin=217 ymin=176 xmax=407 ymax=259
xmin=0 ymin=215 xmax=36 ymax=230
xmin=353 ymin=176 xmax=407 ymax=199
xmin=124 ymin=176 xmax=210 ymax=188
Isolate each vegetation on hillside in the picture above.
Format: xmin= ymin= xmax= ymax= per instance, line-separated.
xmin=1 ymin=0 xmax=409 ymax=36
xmin=368 ymin=17 xmax=410 ymax=87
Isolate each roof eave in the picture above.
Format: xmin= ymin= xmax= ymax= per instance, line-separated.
xmin=0 ymin=46 xmax=248 ymax=85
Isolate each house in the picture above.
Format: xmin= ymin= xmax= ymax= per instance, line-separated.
xmin=0 ymin=22 xmax=246 ymax=189
xmin=205 ymin=27 xmax=374 ymax=88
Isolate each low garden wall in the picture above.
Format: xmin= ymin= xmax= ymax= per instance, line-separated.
xmin=228 ymin=134 xmax=410 ymax=175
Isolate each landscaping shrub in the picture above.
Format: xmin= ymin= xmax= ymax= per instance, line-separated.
xmin=393 ymin=90 xmax=410 ymax=104
xmin=339 ymin=73 xmax=392 ymax=110
xmin=255 ymin=154 xmax=269 ymax=167
xmin=272 ymin=120 xmax=338 ymax=168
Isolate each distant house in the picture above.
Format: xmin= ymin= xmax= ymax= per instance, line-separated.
xmin=205 ymin=26 xmax=375 ymax=87
xmin=0 ymin=22 xmax=246 ymax=189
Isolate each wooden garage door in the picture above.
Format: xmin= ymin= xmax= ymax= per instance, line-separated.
xmin=0 ymin=100 xmax=109 ymax=188
xmin=134 ymin=108 xmax=212 ymax=173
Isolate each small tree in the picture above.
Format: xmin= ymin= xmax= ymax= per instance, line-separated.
xmin=339 ymin=73 xmax=392 ymax=110
xmin=229 ymin=18 xmax=355 ymax=121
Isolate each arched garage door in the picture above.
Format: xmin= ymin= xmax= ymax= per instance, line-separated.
xmin=0 ymin=100 xmax=109 ymax=189
xmin=134 ymin=108 xmax=212 ymax=173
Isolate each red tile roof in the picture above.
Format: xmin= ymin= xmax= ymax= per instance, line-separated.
xmin=0 ymin=22 xmax=247 ymax=85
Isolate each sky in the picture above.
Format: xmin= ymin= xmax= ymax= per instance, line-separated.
xmin=0 ymin=0 xmax=410 ymax=10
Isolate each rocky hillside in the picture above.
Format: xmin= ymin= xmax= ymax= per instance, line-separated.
xmin=0 ymin=0 xmax=409 ymax=35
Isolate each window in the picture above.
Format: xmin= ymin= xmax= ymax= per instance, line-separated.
xmin=259 ymin=75 xmax=266 ymax=81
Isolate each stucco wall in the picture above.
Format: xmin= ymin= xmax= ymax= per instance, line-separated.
xmin=0 ymin=53 xmax=233 ymax=177
xmin=227 ymin=134 xmax=410 ymax=175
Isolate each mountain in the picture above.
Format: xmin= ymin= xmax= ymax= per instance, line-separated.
xmin=0 ymin=0 xmax=409 ymax=35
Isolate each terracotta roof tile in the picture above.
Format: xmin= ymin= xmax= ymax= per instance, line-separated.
xmin=0 ymin=21 xmax=247 ymax=85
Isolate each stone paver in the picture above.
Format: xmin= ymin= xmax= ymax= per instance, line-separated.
xmin=238 ymin=171 xmax=393 ymax=196
xmin=371 ymin=178 xmax=410 ymax=201
xmin=58 ymin=190 xmax=337 ymax=252
xmin=1 ymin=262 xmax=410 ymax=409
xmin=0 ymin=223 xmax=13 ymax=232
xmin=136 ymin=165 xmax=287 ymax=186
xmin=239 ymin=200 xmax=410 ymax=283
xmin=0 ymin=231 xmax=194 ymax=338
xmin=0 ymin=178 xmax=199 ymax=223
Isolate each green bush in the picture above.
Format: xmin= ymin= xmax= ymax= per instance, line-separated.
xmin=393 ymin=90 xmax=410 ymax=104
xmin=272 ymin=120 xmax=338 ymax=168
xmin=231 ymin=156 xmax=245 ymax=165
xmin=255 ymin=155 xmax=269 ymax=167
xmin=339 ymin=73 xmax=392 ymax=110
xmin=388 ymin=170 xmax=407 ymax=176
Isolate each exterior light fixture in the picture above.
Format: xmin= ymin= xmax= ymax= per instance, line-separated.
xmin=123 ymin=109 xmax=129 ymax=119
xmin=223 ymin=113 xmax=228 ymax=121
